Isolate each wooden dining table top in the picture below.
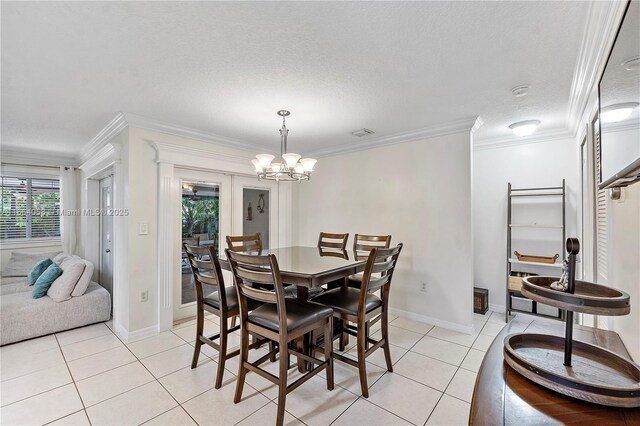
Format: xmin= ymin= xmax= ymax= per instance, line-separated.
xmin=218 ymin=246 xmax=367 ymax=289
xmin=470 ymin=316 xmax=640 ymax=425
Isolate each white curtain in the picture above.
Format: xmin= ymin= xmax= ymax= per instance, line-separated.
xmin=60 ymin=166 xmax=78 ymax=254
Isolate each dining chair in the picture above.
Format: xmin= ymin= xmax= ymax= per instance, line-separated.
xmin=183 ymin=244 xmax=266 ymax=389
xmin=227 ymin=249 xmax=334 ymax=426
xmin=226 ymin=233 xmax=262 ymax=253
xmin=313 ymin=243 xmax=403 ymax=398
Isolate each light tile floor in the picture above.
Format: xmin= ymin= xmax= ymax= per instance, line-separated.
xmin=0 ymin=311 xmax=519 ymax=425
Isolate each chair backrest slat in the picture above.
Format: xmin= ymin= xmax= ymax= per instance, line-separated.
xmin=318 ymin=232 xmax=349 ymax=250
xmin=366 ymin=275 xmax=390 ymax=292
xmin=226 ymin=233 xmax=262 ymax=253
xmin=360 ymin=244 xmax=403 ymax=297
xmin=227 ymin=249 xmax=287 ymax=321
xmin=184 ymin=243 xmax=226 ymax=307
xmin=353 ymin=234 xmax=392 ymax=253
xmin=235 ymin=266 xmax=275 ymax=285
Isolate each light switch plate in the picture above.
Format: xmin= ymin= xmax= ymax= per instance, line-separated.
xmin=138 ymin=222 xmax=149 ymax=235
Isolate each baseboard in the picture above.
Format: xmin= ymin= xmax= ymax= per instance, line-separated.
xmin=489 ymin=303 xmax=506 ymax=314
xmin=114 ymin=323 xmax=159 ymax=343
xmin=389 ymin=307 xmax=475 ymax=334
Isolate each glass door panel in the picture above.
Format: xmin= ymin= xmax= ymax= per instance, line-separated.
xmin=174 ymin=169 xmax=231 ymax=322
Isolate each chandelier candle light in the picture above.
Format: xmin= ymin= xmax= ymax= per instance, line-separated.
xmin=252 ymin=110 xmax=317 ymax=182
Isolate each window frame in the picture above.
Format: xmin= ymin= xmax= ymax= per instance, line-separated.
xmin=0 ymin=166 xmax=62 ymax=247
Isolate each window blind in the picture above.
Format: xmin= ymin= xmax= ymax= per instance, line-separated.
xmin=594 ymin=122 xmax=608 ymax=281
xmin=0 ymin=176 xmax=61 ymax=240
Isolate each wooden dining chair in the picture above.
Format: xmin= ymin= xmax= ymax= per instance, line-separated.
xmin=227 ymin=249 xmax=334 ymax=426
xmin=313 ymin=243 xmax=403 ymax=398
xmin=183 ymin=244 xmax=266 ymax=389
xmin=226 ymin=233 xmax=262 ymax=253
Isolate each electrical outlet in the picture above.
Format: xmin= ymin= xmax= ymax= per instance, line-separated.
xmin=140 ymin=290 xmax=149 ymax=302
xmin=421 ymin=282 xmax=427 ymax=292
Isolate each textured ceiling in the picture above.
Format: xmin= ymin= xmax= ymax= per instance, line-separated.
xmin=1 ymin=1 xmax=590 ymax=158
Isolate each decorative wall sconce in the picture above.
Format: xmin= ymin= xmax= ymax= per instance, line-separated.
xmin=257 ymin=194 xmax=265 ymax=214
xmin=246 ymin=202 xmax=253 ymax=221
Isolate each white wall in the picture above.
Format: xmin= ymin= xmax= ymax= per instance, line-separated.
xmin=473 ymin=138 xmax=579 ymax=312
xmin=292 ymin=131 xmax=474 ymax=332
xmin=609 ymin=183 xmax=640 ymax=361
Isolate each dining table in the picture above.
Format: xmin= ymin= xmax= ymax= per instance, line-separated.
xmin=219 ymin=246 xmax=367 ymax=371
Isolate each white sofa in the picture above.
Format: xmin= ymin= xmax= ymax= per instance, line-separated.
xmin=0 ymin=252 xmax=111 ymax=346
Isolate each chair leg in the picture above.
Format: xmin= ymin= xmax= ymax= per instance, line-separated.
xmin=338 ymin=320 xmax=346 ymax=352
xmin=215 ymin=316 xmax=228 ymax=389
xmin=233 ymin=323 xmax=249 ymax=403
xmin=357 ymin=322 xmax=369 ymax=398
xmin=191 ymin=309 xmax=204 ymax=369
xmin=364 ymin=322 xmax=370 ymax=350
xmin=230 ymin=315 xmax=237 ymax=328
xmin=276 ymin=340 xmax=289 ymax=426
xmin=381 ymin=310 xmax=393 ymax=372
xmin=269 ymin=340 xmax=277 ymax=362
xmin=324 ymin=317 xmax=334 ymax=390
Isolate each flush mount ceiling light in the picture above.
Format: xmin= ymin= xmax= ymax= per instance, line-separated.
xmin=622 ymin=56 xmax=640 ymax=71
xmin=252 ymin=110 xmax=317 ymax=182
xmin=509 ymin=120 xmax=540 ymax=137
xmin=511 ymin=85 xmax=530 ymax=97
xmin=601 ymin=102 xmax=639 ymax=123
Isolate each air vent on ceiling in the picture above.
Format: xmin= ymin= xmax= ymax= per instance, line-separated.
xmin=351 ymin=128 xmax=375 ymax=137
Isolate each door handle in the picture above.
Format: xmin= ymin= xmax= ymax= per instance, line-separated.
xmin=105 ymin=249 xmax=111 ymax=253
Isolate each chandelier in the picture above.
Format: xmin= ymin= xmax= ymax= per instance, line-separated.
xmin=251 ymin=110 xmax=317 ymax=182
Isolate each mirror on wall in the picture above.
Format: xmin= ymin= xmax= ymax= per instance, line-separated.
xmin=598 ymin=0 xmax=640 ymax=188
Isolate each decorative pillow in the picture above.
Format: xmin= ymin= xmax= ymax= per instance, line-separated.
xmin=27 ymin=258 xmax=53 ymax=286
xmin=2 ymin=251 xmax=61 ymax=277
xmin=32 ymin=263 xmax=63 ymax=299
xmin=52 ymin=253 xmax=70 ymax=265
xmin=47 ymin=259 xmax=86 ymax=302
xmin=71 ymin=260 xmax=95 ymax=297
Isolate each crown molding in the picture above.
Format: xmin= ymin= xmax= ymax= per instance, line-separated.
xmin=0 ymin=146 xmax=77 ymax=167
xmin=473 ymin=128 xmax=574 ymax=151
xmin=78 ymin=112 xmax=128 ymax=166
xmin=124 ymin=112 xmax=265 ymax=154
xmin=306 ymin=116 xmax=480 ymax=158
xmin=566 ymin=0 xmax=628 ymax=135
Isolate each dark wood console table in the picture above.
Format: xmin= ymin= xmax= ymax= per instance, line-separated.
xmin=470 ymin=316 xmax=640 ymax=425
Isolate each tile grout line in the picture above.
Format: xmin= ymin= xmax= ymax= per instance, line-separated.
xmin=111 ymin=327 xmax=203 ymax=426
xmin=422 ymin=311 xmax=493 ymax=426
xmin=54 ymin=333 xmax=93 ymax=426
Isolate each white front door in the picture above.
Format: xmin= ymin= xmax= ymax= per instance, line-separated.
xmin=173 ymin=169 xmax=231 ymax=321
xmin=231 ymin=176 xmax=279 ymax=249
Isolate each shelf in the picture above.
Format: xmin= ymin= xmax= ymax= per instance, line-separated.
xmin=509 ymin=258 xmax=563 ymax=268
xmin=510 ymin=192 xmax=564 ymax=198
xmin=509 ymin=223 xmax=563 ymax=229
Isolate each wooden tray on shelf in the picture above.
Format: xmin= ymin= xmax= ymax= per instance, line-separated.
xmin=514 ymin=251 xmax=559 ymax=264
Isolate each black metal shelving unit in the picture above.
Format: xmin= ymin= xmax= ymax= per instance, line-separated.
xmin=505 ymin=180 xmax=566 ymax=322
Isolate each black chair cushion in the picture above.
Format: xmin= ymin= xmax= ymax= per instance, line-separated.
xmin=248 ymin=300 xmax=333 ymax=332
xmin=312 ymin=287 xmax=382 ymax=316
xmin=204 ymin=288 xmax=261 ymax=311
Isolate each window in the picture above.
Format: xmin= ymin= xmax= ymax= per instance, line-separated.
xmin=0 ymin=176 xmax=61 ymax=240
